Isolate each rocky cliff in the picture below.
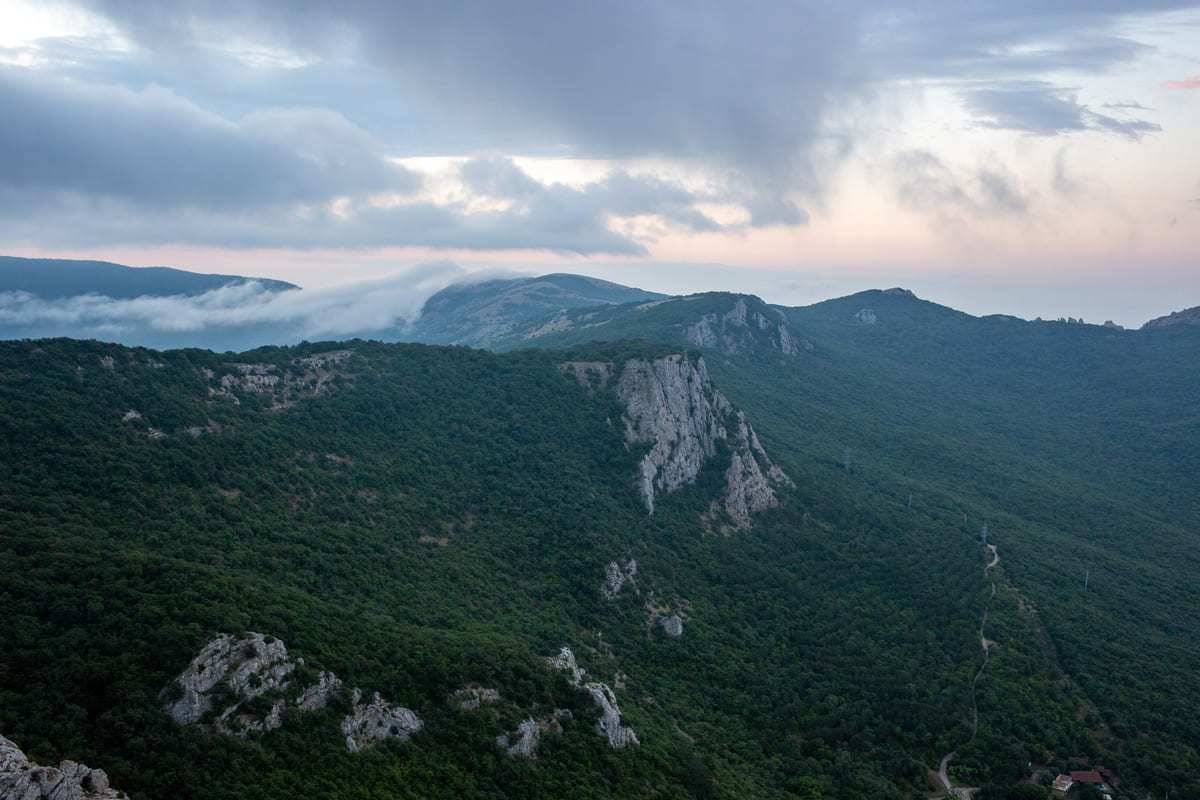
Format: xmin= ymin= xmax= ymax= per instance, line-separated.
xmin=609 ymin=354 xmax=792 ymax=527
xmin=1 ymin=735 xmax=127 ymax=800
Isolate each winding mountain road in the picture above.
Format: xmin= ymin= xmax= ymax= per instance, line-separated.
xmin=936 ymin=544 xmax=999 ymax=798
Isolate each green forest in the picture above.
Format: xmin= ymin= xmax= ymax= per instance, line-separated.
xmin=2 ymin=289 xmax=1199 ymax=798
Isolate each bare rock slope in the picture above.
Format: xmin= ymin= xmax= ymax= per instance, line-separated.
xmin=610 ymin=354 xmax=792 ymax=528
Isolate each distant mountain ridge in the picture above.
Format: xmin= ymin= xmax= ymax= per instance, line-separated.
xmin=1141 ymin=305 xmax=1200 ymax=329
xmin=0 ymin=256 xmax=298 ymax=299
xmin=407 ymin=273 xmax=667 ymax=348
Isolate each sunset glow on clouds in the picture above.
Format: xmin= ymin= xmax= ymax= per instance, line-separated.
xmin=1163 ymin=74 xmax=1200 ymax=88
xmin=1 ymin=0 xmax=1198 ymax=328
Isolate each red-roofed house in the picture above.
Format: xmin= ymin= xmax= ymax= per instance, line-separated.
xmin=1070 ymin=770 xmax=1103 ymax=784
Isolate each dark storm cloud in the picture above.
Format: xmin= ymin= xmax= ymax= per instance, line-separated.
xmin=83 ymin=0 xmax=864 ymax=183
xmin=963 ymin=81 xmax=1162 ymax=138
xmin=3 ymin=0 xmax=1189 ymax=254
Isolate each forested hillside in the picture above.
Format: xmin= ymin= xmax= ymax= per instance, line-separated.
xmin=481 ymin=287 xmax=1200 ymax=797
xmin=2 ymin=283 xmax=1198 ymax=799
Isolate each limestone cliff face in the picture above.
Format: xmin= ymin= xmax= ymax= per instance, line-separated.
xmin=611 ymin=354 xmax=792 ymax=528
xmin=163 ymin=632 xmax=419 ymax=752
xmin=616 ymin=355 xmax=730 ymax=514
xmin=1 ymin=735 xmax=127 ymax=800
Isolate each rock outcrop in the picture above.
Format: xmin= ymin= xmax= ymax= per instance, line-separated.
xmin=659 ymin=615 xmax=684 ymax=637
xmin=163 ymin=632 xmax=296 ymax=731
xmin=684 ymin=297 xmax=801 ymax=356
xmin=163 ymin=632 xmax=419 ymax=752
xmin=612 ymin=354 xmax=791 ymax=527
xmin=497 ymin=718 xmax=542 ymax=758
xmin=547 ymin=647 xmax=638 ymax=748
xmin=204 ymin=349 xmax=356 ymax=410
xmin=0 ymin=735 xmax=128 ymax=800
xmin=1142 ymin=305 xmax=1200 ymax=329
xmin=342 ymin=690 xmax=423 ymax=753
xmin=586 ymin=683 xmax=639 ymax=749
xmin=645 ymin=594 xmax=692 ymax=638
xmin=600 ymin=559 xmax=638 ymax=600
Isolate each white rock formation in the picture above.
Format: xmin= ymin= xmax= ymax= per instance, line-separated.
xmin=546 ymin=647 xmax=637 ymax=748
xmin=342 ymin=690 xmax=423 ymax=752
xmin=164 ymin=633 xmax=420 ymax=751
xmin=163 ymin=632 xmax=295 ymax=729
xmin=684 ymin=298 xmax=800 ymax=356
xmin=855 ymin=308 xmax=877 ymax=324
xmin=615 ymin=355 xmax=731 ymax=514
xmin=295 ymin=671 xmax=343 ymax=712
xmin=496 ymin=718 xmax=541 ymax=758
xmin=600 ymin=559 xmax=637 ymax=600
xmin=547 ymin=647 xmax=586 ymax=686
xmin=613 ymin=355 xmax=791 ymax=527
xmin=586 ymin=683 xmax=640 ymax=748
xmin=660 ymin=615 xmax=684 ymax=637
xmin=1 ymin=735 xmax=127 ymax=800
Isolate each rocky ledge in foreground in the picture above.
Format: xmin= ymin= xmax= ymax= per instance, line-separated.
xmin=1 ymin=734 xmax=128 ymax=800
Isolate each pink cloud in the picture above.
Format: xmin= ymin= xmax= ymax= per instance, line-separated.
xmin=1163 ymin=75 xmax=1200 ymax=89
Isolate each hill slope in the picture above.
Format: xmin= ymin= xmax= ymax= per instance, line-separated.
xmin=0 ymin=335 xmax=1097 ymax=800
xmin=2 ymin=282 xmax=1200 ymax=798
xmin=444 ymin=285 xmax=1200 ymax=797
xmin=0 ymin=256 xmax=297 ymax=299
xmin=406 ymin=273 xmax=666 ymax=348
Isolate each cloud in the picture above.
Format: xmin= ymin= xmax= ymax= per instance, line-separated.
xmin=0 ymin=261 xmax=467 ymax=349
xmin=4 ymin=1 xmax=1193 ymax=257
xmin=963 ymin=81 xmax=1161 ymax=139
xmin=1163 ymin=74 xmax=1200 ymax=88
xmin=1 ymin=148 xmax=732 ymax=255
xmin=0 ymin=69 xmax=421 ymax=210
xmin=860 ymin=2 xmax=1189 ymax=78
xmin=891 ymin=150 xmax=1032 ymax=224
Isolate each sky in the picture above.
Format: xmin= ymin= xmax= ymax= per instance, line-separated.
xmin=1 ymin=0 xmax=1198 ymax=335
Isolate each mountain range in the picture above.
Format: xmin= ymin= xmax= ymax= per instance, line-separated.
xmin=2 ymin=257 xmax=1199 ymax=354
xmin=2 ymin=258 xmax=1199 ymax=799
